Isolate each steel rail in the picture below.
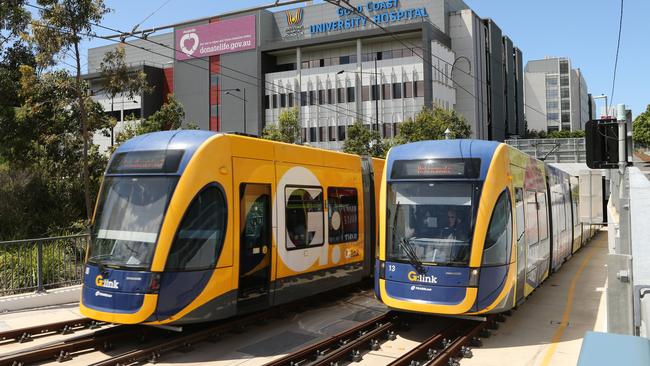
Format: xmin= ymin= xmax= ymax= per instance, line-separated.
xmin=89 ymin=305 xmax=324 ymax=366
xmin=264 ymin=311 xmax=398 ymax=366
xmin=0 ymin=325 xmax=139 ymax=366
xmin=0 ymin=318 xmax=103 ymax=344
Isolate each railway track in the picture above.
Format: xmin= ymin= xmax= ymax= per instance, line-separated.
xmin=265 ymin=312 xmax=500 ymax=366
xmin=0 ymin=318 xmax=105 ymax=344
xmin=0 ymin=284 xmax=372 ymax=365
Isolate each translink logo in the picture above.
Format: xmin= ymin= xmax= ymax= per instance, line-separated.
xmin=95 ymin=275 xmax=120 ymax=289
xmin=408 ymin=271 xmax=438 ymax=284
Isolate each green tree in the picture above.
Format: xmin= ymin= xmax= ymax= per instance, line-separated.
xmin=99 ymin=45 xmax=152 ymax=146
xmin=0 ymin=65 xmax=107 ymax=239
xmin=343 ymin=120 xmax=387 ymax=158
xmin=0 ymin=0 xmax=30 ymax=47
xmin=31 ymin=0 xmax=110 ymax=223
xmin=114 ymin=94 xmax=196 ymax=148
xmin=547 ymin=130 xmax=585 ymax=139
xmin=262 ymin=108 xmax=301 ymax=143
xmin=395 ymin=106 xmax=471 ymax=144
xmin=633 ymin=105 xmax=650 ymax=147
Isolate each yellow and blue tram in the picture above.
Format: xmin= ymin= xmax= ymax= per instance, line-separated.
xmin=375 ymin=139 xmax=595 ymax=315
xmin=80 ymin=131 xmax=383 ymax=325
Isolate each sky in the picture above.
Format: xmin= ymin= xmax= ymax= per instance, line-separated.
xmin=66 ymin=0 xmax=648 ymax=118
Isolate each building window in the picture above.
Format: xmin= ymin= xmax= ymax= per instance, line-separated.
xmin=561 ymin=112 xmax=570 ymax=123
xmin=548 ymin=126 xmax=559 ymax=132
xmin=318 ymin=90 xmax=326 ymax=105
xmin=309 ymin=127 xmax=316 ymax=142
xmin=265 ymin=95 xmax=270 ymax=110
xmin=383 ymin=123 xmax=392 ymax=138
xmin=285 ymin=186 xmax=324 ymax=249
xmin=280 ymin=93 xmax=287 ymax=108
xmin=319 ymin=126 xmax=325 ymax=142
xmin=560 ymin=60 xmax=569 ymax=74
xmin=328 ymin=89 xmax=335 ymax=105
xmin=561 ymin=88 xmax=570 ymax=98
xmin=288 ymin=93 xmax=294 ymax=107
xmin=309 ymin=91 xmax=316 ymax=106
xmin=301 ymin=61 xmax=309 ymax=69
xmin=272 ymin=95 xmax=278 ymax=109
xmin=392 ymin=83 xmax=402 ymax=99
xmin=393 ymin=122 xmax=400 ymax=135
xmin=301 ymin=128 xmax=307 ymax=142
xmin=415 ymin=80 xmax=424 ymax=97
xmin=382 ymin=83 xmax=391 ymax=100
xmin=547 ymin=101 xmax=559 ymax=110
xmin=347 ymin=87 xmax=355 ymax=102
xmin=337 ymin=88 xmax=345 ymax=103
xmin=327 ymin=187 xmax=359 ymax=244
xmin=561 ymin=100 xmax=570 ymax=110
xmin=560 ymin=75 xmax=569 ymax=87
xmin=546 ymin=77 xmax=558 ymax=86
xmin=547 ymin=112 xmax=559 ymax=122
xmin=340 ymin=55 xmax=350 ymax=65
xmin=403 ymin=81 xmax=413 ymax=98
xmin=329 ymin=126 xmax=336 ymax=141
xmin=362 ymin=86 xmax=370 ymax=101
xmin=380 ymin=50 xmax=392 ymax=60
xmin=338 ymin=125 xmax=346 ymax=140
xmin=371 ymin=84 xmax=380 ymax=101
xmin=300 ymin=91 xmax=307 ymax=107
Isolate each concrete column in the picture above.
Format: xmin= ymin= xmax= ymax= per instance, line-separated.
xmin=356 ymin=38 xmax=363 ymax=123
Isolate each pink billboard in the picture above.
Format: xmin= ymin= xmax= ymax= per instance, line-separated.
xmin=175 ymin=15 xmax=256 ymax=60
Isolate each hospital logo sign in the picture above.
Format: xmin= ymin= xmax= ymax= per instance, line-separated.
xmin=284 ymin=9 xmax=304 ymax=37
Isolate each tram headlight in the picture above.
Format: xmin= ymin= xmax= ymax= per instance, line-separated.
xmin=468 ymin=268 xmax=480 ymax=287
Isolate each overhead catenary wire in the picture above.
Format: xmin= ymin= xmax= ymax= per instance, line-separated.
xmin=326 ymin=0 xmax=549 ymax=123
xmin=25 ymin=4 xmax=378 ymax=127
xmin=608 ymin=0 xmax=624 ymax=112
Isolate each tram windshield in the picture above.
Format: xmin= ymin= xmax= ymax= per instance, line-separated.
xmin=88 ymin=176 xmax=178 ymax=270
xmin=386 ymin=182 xmax=477 ymax=266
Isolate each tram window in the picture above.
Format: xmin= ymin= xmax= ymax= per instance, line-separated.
xmin=328 ymin=187 xmax=359 ymax=244
xmin=537 ymin=193 xmax=549 ymax=240
xmin=482 ymin=190 xmax=512 ymax=266
xmin=525 ymin=190 xmax=539 ymax=245
xmin=285 ymin=186 xmax=324 ymax=249
xmin=166 ymin=185 xmax=227 ymax=271
xmin=515 ymin=188 xmax=525 ymax=242
xmin=240 ymin=184 xmax=270 ymax=250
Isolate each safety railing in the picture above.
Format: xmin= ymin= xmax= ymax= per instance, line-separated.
xmin=0 ymin=234 xmax=88 ymax=296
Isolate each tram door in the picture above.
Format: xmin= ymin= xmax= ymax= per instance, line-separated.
xmin=234 ymin=158 xmax=274 ymax=310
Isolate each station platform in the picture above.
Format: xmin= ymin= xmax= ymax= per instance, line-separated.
xmin=462 ymin=230 xmax=608 ymax=366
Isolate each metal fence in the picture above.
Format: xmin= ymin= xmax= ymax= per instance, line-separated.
xmin=0 ymin=234 xmax=89 ymax=296
xmin=505 ymin=138 xmax=586 ymax=163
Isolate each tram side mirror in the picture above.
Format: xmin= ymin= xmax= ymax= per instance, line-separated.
xmin=585 ymin=119 xmax=631 ymax=169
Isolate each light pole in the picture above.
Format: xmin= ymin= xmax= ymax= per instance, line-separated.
xmin=224 ymin=88 xmax=247 ymax=134
xmin=338 ymin=62 xmax=381 ymax=151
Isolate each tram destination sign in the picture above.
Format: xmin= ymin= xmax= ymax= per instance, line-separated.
xmin=391 ymin=159 xmax=481 ymax=179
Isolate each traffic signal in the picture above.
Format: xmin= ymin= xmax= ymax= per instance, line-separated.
xmin=585 ymin=118 xmax=629 ymax=169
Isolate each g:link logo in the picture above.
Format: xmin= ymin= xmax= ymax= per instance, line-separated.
xmin=407 ymin=271 xmax=438 ymax=284
xmin=95 ymin=275 xmax=120 ymax=289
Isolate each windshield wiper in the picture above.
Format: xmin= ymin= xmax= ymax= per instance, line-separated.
xmin=391 ymin=201 xmax=425 ymax=274
xmin=399 ymin=237 xmax=426 ymax=274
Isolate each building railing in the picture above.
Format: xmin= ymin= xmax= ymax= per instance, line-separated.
xmin=0 ymin=234 xmax=89 ymax=296
xmin=506 ymin=138 xmax=586 ymax=163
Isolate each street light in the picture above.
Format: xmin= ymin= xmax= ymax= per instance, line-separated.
xmin=338 ymin=59 xmax=381 ymax=137
xmin=224 ymin=88 xmax=247 ymax=134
